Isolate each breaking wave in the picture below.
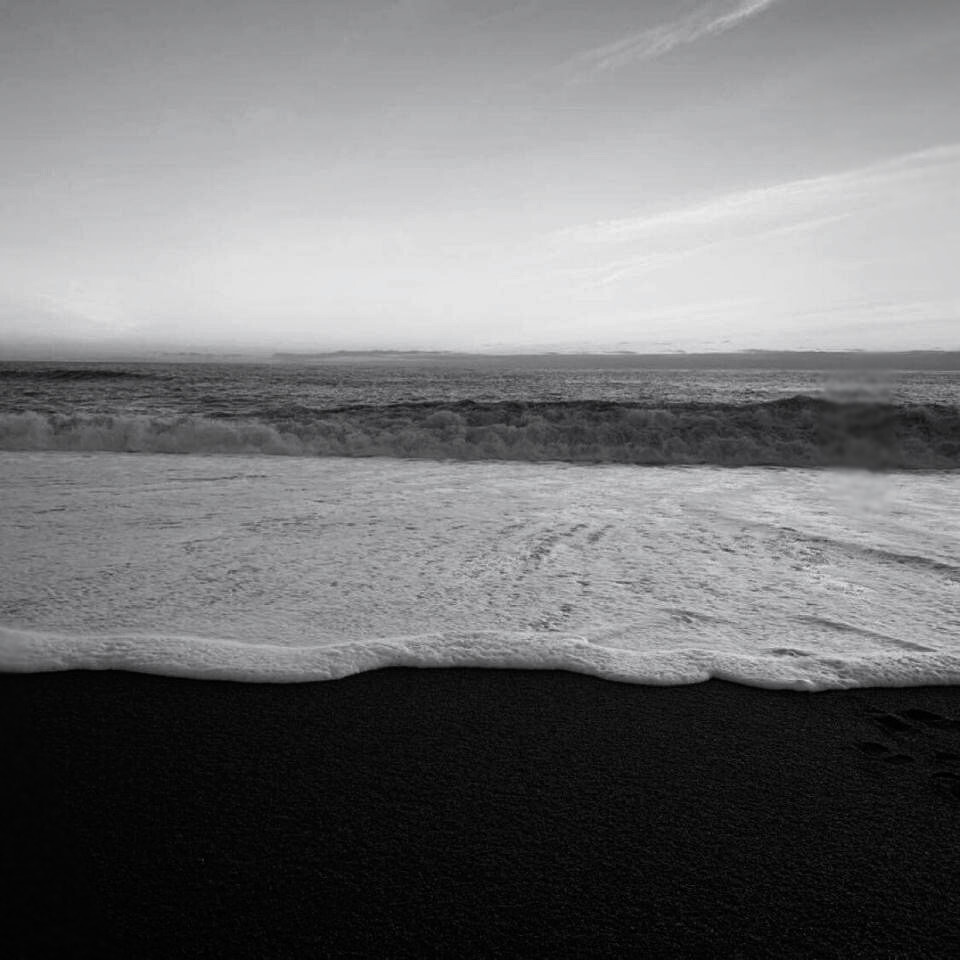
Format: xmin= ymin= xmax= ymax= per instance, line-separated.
xmin=0 ymin=366 xmax=157 ymax=381
xmin=2 ymin=398 xmax=959 ymax=468
xmin=4 ymin=625 xmax=960 ymax=691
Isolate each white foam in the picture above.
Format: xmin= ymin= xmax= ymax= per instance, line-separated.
xmin=4 ymin=625 xmax=960 ymax=691
xmin=3 ymin=453 xmax=959 ymax=692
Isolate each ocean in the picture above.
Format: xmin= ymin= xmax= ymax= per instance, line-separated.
xmin=2 ymin=355 xmax=959 ymax=691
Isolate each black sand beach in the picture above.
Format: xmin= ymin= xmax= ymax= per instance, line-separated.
xmin=5 ymin=668 xmax=960 ymax=959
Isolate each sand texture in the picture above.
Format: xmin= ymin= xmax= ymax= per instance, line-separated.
xmin=5 ymin=668 xmax=960 ymax=958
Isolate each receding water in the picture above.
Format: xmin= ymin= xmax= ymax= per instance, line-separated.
xmin=3 ymin=451 xmax=958 ymax=690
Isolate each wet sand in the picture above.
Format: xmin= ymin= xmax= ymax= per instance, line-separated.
xmin=5 ymin=668 xmax=960 ymax=958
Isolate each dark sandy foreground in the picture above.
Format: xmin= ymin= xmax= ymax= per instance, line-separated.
xmin=4 ymin=669 xmax=960 ymax=959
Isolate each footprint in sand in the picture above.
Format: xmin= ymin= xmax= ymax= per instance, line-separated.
xmin=903 ymin=708 xmax=960 ymax=731
xmin=859 ymin=708 xmax=960 ymax=800
xmin=931 ymin=771 xmax=960 ymax=800
xmin=856 ymin=741 xmax=915 ymax=764
xmin=869 ymin=712 xmax=916 ymax=735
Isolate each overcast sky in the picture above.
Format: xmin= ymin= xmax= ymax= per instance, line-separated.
xmin=2 ymin=0 xmax=958 ymax=354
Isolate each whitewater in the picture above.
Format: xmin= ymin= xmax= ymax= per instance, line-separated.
xmin=3 ymin=450 xmax=959 ymax=691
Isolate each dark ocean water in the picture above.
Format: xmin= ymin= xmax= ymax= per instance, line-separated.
xmin=1 ymin=356 xmax=959 ymax=467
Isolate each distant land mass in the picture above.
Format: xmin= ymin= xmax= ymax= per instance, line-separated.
xmin=3 ymin=342 xmax=960 ymax=370
xmin=268 ymin=350 xmax=960 ymax=371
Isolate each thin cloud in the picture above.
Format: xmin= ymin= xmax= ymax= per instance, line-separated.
xmin=557 ymin=143 xmax=960 ymax=247
xmin=551 ymin=143 xmax=960 ymax=289
xmin=589 ymin=214 xmax=853 ymax=289
xmin=565 ymin=0 xmax=784 ymax=81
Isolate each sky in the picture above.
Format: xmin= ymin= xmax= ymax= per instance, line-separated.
xmin=1 ymin=0 xmax=959 ymax=355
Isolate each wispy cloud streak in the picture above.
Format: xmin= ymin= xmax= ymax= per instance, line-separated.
xmin=565 ymin=0 xmax=784 ymax=81
xmin=551 ymin=143 xmax=960 ymax=288
xmin=588 ymin=214 xmax=852 ymax=288
xmin=558 ymin=144 xmax=960 ymax=247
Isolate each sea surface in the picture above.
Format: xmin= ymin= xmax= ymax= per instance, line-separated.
xmin=2 ymin=356 xmax=959 ymax=690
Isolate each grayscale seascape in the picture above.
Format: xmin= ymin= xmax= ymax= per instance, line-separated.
xmin=4 ymin=1 xmax=960 ymax=956
xmin=3 ymin=358 xmax=959 ymax=690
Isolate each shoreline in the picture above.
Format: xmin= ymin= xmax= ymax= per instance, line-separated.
xmin=5 ymin=668 xmax=960 ymax=958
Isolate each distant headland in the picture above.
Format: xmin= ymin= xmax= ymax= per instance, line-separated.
xmin=267 ymin=350 xmax=960 ymax=371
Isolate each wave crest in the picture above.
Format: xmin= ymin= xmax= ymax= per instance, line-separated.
xmin=2 ymin=398 xmax=959 ymax=468
xmin=0 ymin=366 xmax=155 ymax=381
